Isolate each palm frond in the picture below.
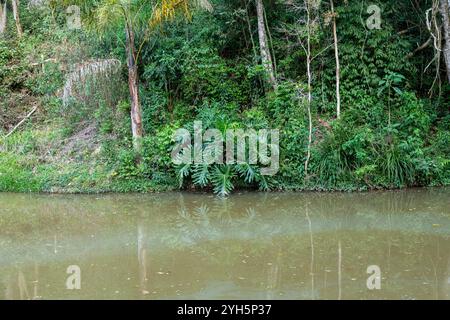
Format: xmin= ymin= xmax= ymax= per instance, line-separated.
xmin=149 ymin=0 xmax=213 ymax=29
xmin=96 ymin=0 xmax=124 ymax=30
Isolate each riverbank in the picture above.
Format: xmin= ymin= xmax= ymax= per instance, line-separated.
xmin=1 ymin=123 xmax=449 ymax=195
xmin=4 ymin=120 xmax=450 ymax=196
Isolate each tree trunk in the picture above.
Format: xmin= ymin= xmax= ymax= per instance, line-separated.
xmin=0 ymin=1 xmax=7 ymax=35
xmin=331 ymin=0 xmax=341 ymax=118
xmin=125 ymin=23 xmax=144 ymax=154
xmin=304 ymin=1 xmax=313 ymax=178
xmin=11 ymin=0 xmax=22 ymax=38
xmin=440 ymin=0 xmax=450 ymax=83
xmin=256 ymin=0 xmax=277 ymax=90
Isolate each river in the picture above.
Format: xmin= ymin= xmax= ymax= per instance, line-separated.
xmin=0 ymin=188 xmax=449 ymax=299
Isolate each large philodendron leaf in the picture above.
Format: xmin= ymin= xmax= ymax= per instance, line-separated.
xmin=212 ymin=165 xmax=235 ymax=197
xmin=192 ymin=163 xmax=210 ymax=187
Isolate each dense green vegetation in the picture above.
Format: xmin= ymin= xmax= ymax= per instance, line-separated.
xmin=0 ymin=0 xmax=449 ymax=195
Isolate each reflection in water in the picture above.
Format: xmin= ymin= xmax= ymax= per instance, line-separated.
xmin=138 ymin=221 xmax=149 ymax=296
xmin=338 ymin=240 xmax=342 ymax=300
xmin=305 ymin=201 xmax=315 ymax=300
xmin=3 ymin=265 xmax=40 ymax=300
xmin=0 ymin=188 xmax=449 ymax=300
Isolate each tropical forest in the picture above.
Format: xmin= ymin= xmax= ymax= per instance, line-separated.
xmin=0 ymin=0 xmax=449 ymax=195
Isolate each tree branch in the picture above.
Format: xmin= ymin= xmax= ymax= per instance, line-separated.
xmin=5 ymin=105 xmax=38 ymax=138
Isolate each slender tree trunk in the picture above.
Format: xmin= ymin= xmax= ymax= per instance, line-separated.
xmin=0 ymin=1 xmax=7 ymax=35
xmin=125 ymin=23 xmax=144 ymax=154
xmin=256 ymin=0 xmax=277 ymax=90
xmin=263 ymin=4 xmax=277 ymax=78
xmin=244 ymin=2 xmax=257 ymax=61
xmin=11 ymin=0 xmax=22 ymax=38
xmin=440 ymin=0 xmax=450 ymax=83
xmin=330 ymin=0 xmax=341 ymax=118
xmin=304 ymin=1 xmax=313 ymax=178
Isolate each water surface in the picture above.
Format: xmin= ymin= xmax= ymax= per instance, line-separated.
xmin=1 ymin=188 xmax=449 ymax=300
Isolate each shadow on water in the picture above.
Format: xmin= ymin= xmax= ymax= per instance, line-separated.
xmin=0 ymin=188 xmax=449 ymax=299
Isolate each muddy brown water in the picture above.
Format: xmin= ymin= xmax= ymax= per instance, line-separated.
xmin=0 ymin=188 xmax=449 ymax=300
